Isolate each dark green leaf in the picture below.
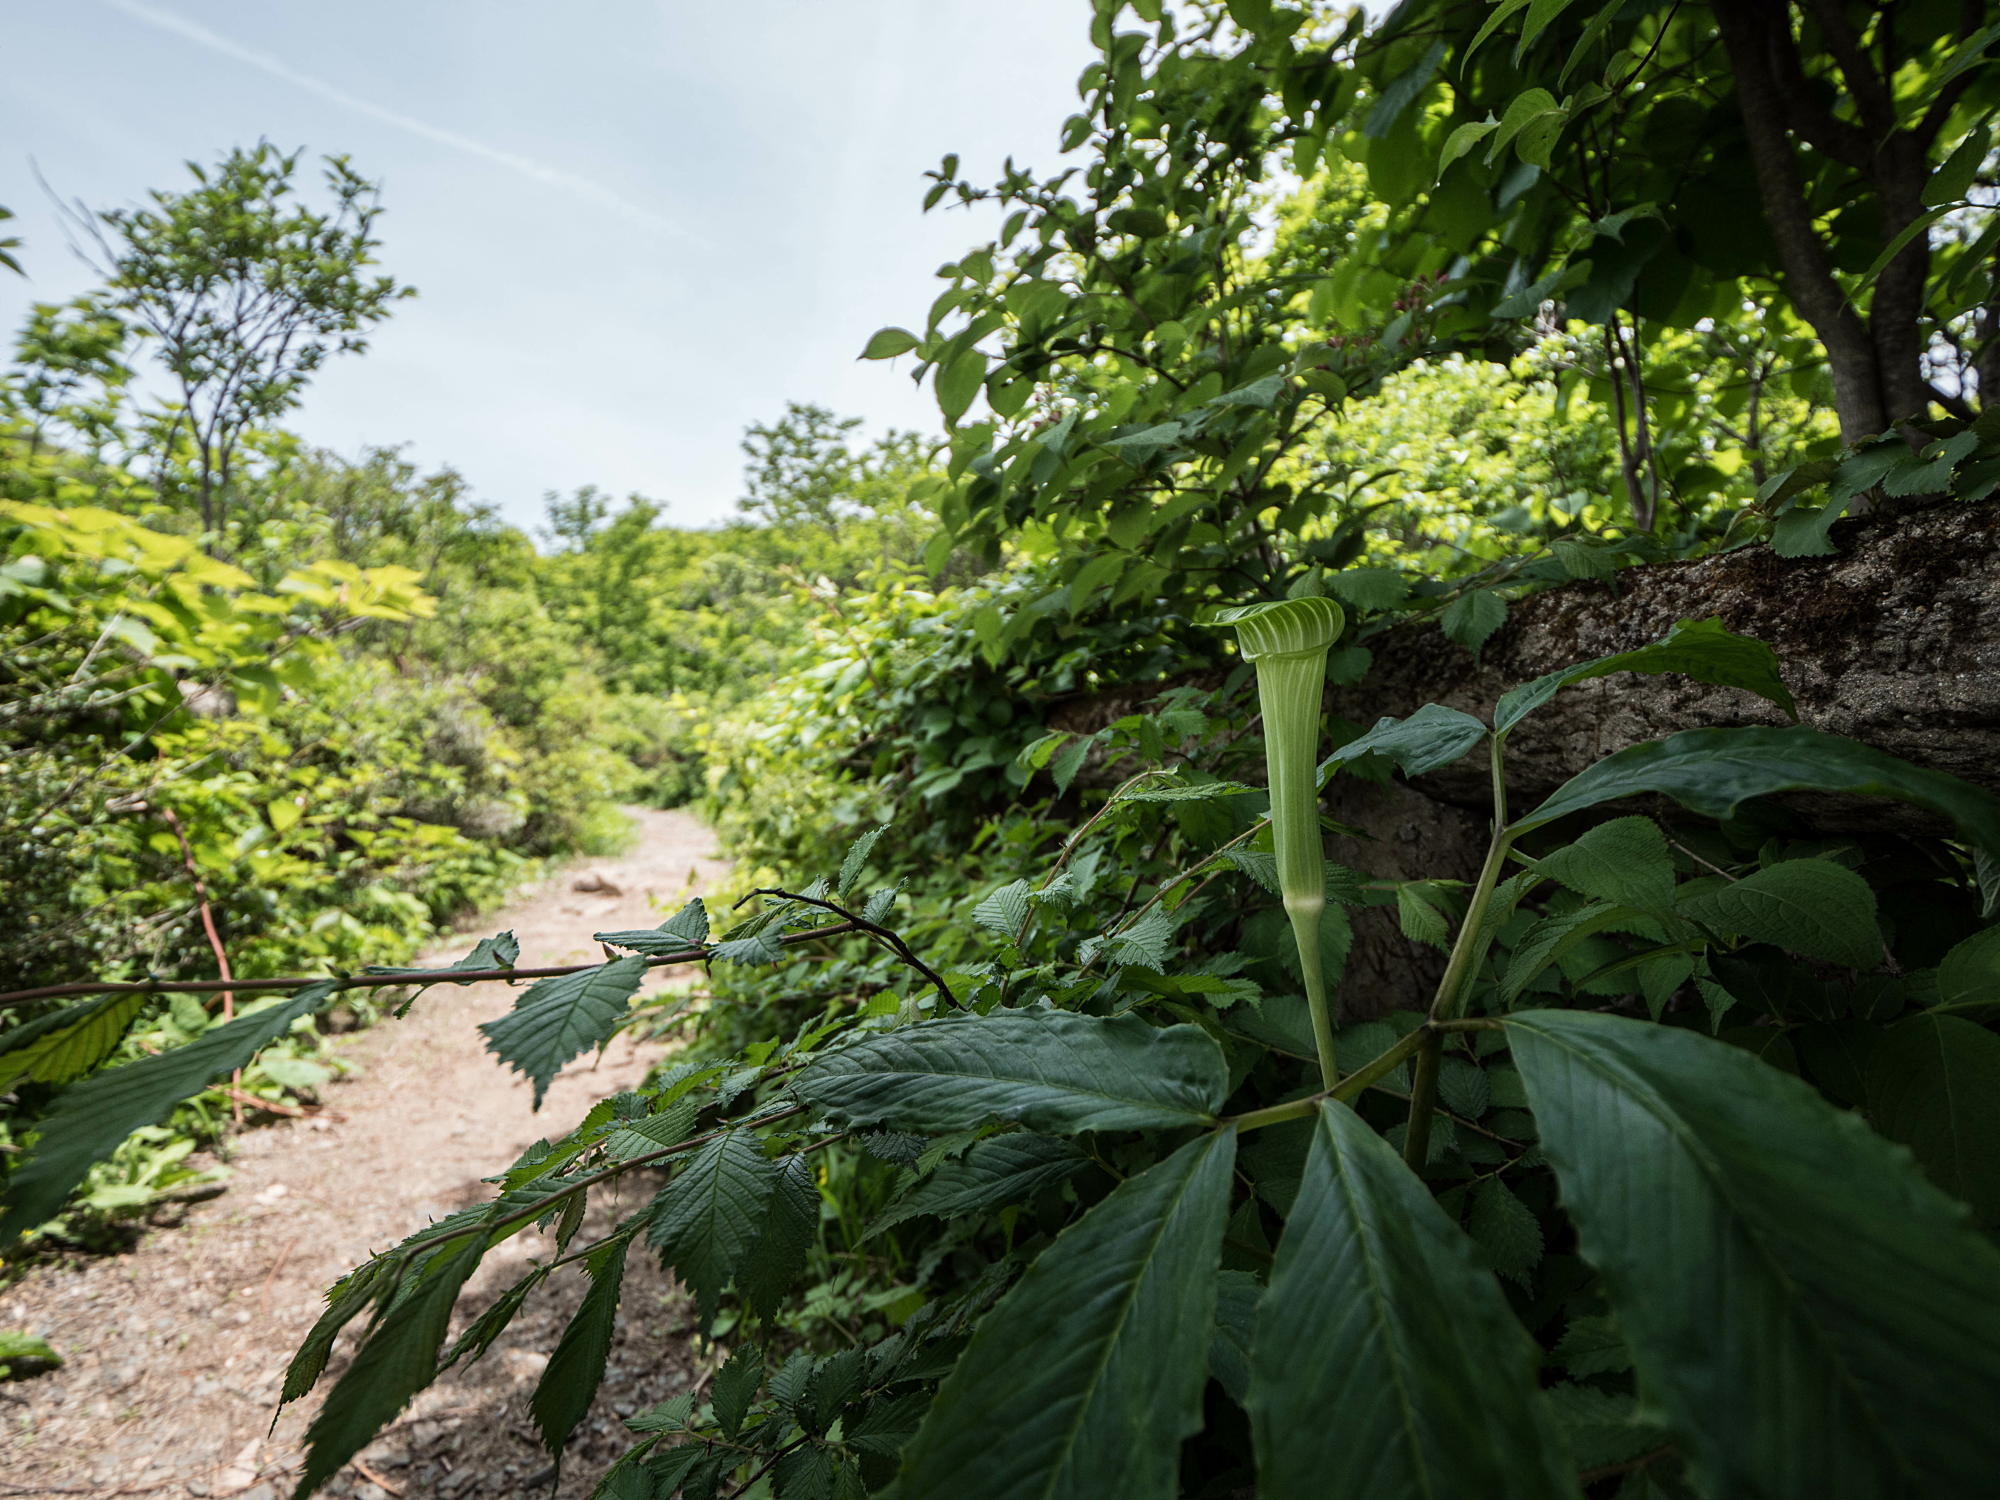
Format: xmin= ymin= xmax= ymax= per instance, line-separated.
xmin=1531 ymin=815 xmax=1674 ymax=912
xmin=479 ymin=956 xmax=649 ymax=1108
xmin=1936 ymin=924 xmax=2000 ymax=1011
xmin=1512 ymin=726 xmax=2000 ymax=858
xmin=1507 ymin=1008 xmax=2000 ymax=1498
xmin=295 ymin=1236 xmax=485 ymax=1497
xmin=1494 ymin=618 xmax=1797 ymax=735
xmin=1679 ymin=860 xmax=1883 ymax=969
xmin=2 ymin=983 xmax=334 ymax=1245
xmin=739 ymin=1156 xmax=820 ymax=1318
xmin=793 ymin=1009 xmax=1228 ymax=1133
xmin=711 ymin=1343 xmax=764 ymax=1439
xmin=645 ymin=1132 xmax=778 ymax=1325
xmin=1440 ymin=588 xmax=1506 ymax=655
xmin=365 ymin=931 xmax=520 ymax=984
xmin=869 ymin=1134 xmax=1087 ymax=1237
xmin=597 ymin=898 xmax=709 ymax=954
xmin=1207 ymin=1269 xmax=1260 ymax=1406
xmin=1246 ymin=1103 xmax=1578 ymax=1500
xmin=1867 ymin=1013 xmax=2000 ymax=1227
xmin=533 ymin=1239 xmax=629 ymax=1457
xmin=896 ymin=1131 xmax=1236 ymax=1500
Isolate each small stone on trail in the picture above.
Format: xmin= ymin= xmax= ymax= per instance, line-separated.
xmin=570 ymin=870 xmax=624 ymax=895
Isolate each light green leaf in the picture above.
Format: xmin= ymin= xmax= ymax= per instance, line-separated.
xmin=937 ymin=348 xmax=986 ymax=424
xmin=1247 ymin=1103 xmax=1578 ymax=1500
xmin=1867 ymin=1013 xmax=2000 ymax=1228
xmin=793 ymin=1010 xmax=1228 ymax=1133
xmin=971 ymin=878 xmax=1032 ymax=937
xmin=861 ymin=326 xmax=921 ymax=359
xmin=1512 ymin=726 xmax=2000 ymax=858
xmin=1322 ymin=702 xmax=1488 ymax=780
xmin=0 ymin=992 xmax=148 ymax=1090
xmin=838 ymin=828 xmax=889 ymax=897
xmin=1507 ymin=1008 xmax=2000 ymax=1498
xmin=1679 ymin=859 xmax=1882 ymax=969
xmin=478 ymin=956 xmax=649 ymax=1108
xmin=2 ymin=984 xmax=334 ymax=1245
xmin=1440 ymin=588 xmax=1506 ymax=654
xmin=896 ymin=1131 xmax=1235 ymax=1500
xmin=1494 ymin=618 xmax=1797 ymax=735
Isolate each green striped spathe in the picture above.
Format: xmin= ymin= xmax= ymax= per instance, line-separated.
xmin=1209 ymin=596 xmax=1345 ymax=662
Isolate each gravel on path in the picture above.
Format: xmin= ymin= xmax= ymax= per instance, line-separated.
xmin=1 ymin=806 xmax=728 ymax=1499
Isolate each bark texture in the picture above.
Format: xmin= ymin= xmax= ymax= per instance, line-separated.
xmin=1322 ymin=500 xmax=2000 ymax=1011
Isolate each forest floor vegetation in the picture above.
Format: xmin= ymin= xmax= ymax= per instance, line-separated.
xmin=0 ymin=807 xmax=726 ymax=1499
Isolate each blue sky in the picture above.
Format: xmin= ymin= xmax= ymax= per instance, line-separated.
xmin=0 ymin=0 xmax=1096 ymax=528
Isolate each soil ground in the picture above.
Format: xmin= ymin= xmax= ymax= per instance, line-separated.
xmin=0 ymin=807 xmax=729 ymax=1500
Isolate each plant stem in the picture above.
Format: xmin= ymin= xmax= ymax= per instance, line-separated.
xmin=1225 ymin=1022 xmax=1432 ymax=1132
xmin=1402 ymin=1030 xmax=1441 ymax=1168
xmin=1407 ymin=734 xmax=1512 ymax=1162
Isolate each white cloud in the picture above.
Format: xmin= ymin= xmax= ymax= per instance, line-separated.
xmin=102 ymin=0 xmax=697 ymax=242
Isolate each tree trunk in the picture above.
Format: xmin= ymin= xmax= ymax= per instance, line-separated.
xmin=1321 ymin=500 xmax=2000 ymax=1009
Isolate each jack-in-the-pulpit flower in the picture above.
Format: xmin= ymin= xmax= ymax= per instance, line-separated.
xmin=1210 ymin=595 xmax=1345 ymax=1087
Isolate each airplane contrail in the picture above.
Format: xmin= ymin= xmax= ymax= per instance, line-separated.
xmin=103 ymin=0 xmax=696 ymax=242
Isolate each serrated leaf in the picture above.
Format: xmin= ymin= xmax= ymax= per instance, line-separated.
xmin=1494 ymin=618 xmax=1797 ymax=735
xmin=1551 ymin=1314 xmax=1632 ymax=1377
xmin=365 ymin=931 xmax=520 ymax=984
xmin=1867 ymin=1013 xmax=2000 ymax=1227
xmin=441 ymin=1267 xmax=547 ymax=1370
xmin=1326 ymin=566 xmax=1410 ymax=611
xmin=739 ymin=1156 xmax=820 ymax=1318
xmin=1440 ymin=588 xmax=1506 ymax=655
xmin=1247 ymin=1102 xmax=1579 ymax=1500
xmin=1323 ymin=702 xmax=1488 ymax=780
xmin=532 ymin=1239 xmax=628 ymax=1458
xmin=709 ymin=929 xmax=786 ymax=965
xmin=0 ymin=992 xmax=147 ymax=1090
xmin=479 ymin=956 xmax=649 ymax=1108
xmin=1513 ymin=726 xmax=2000 ymax=859
xmin=710 ymin=1343 xmax=763 ymax=1439
xmin=295 ymin=1237 xmax=485 ymax=1497
xmin=1397 ymin=883 xmax=1454 ymax=949
xmin=1050 ymin=734 xmax=1093 ymax=795
xmin=838 ymin=827 xmax=888 ymax=897
xmin=1532 ymin=816 xmax=1674 ymax=912
xmin=896 ymin=1131 xmax=1235 ymax=1500
xmin=597 ymin=898 xmax=709 ymax=955
xmin=1543 ymin=1383 xmax=1668 ymax=1470
xmin=971 ymin=878 xmax=1031 ymax=937
xmin=1466 ymin=1178 xmax=1542 ymax=1282
xmin=646 ymin=1132 xmax=778 ymax=1326
xmin=602 ymin=1097 xmax=700 ymax=1162
xmin=1502 ymin=902 xmax=1641 ymax=1002
xmin=793 ymin=1009 xmax=1228 ymax=1133
xmin=2 ymin=984 xmax=334 ymax=1245
xmin=1112 ymin=774 xmax=1259 ymax=805
xmin=1079 ymin=906 xmax=1177 ymax=969
xmin=869 ymin=1135 xmax=1087 ymax=1237
xmin=1438 ymin=1056 xmax=1490 ymax=1118
xmin=1506 ymin=1008 xmax=2000 ymax=1498
xmin=1679 ymin=860 xmax=1882 ymax=970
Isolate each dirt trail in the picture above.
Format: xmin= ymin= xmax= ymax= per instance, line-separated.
xmin=1 ymin=806 xmax=729 ymax=1500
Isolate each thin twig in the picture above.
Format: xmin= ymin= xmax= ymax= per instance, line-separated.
xmin=0 ymin=923 xmax=859 ymax=1011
